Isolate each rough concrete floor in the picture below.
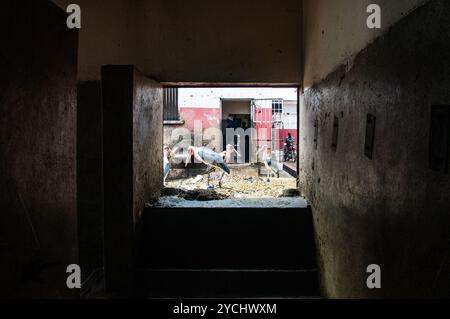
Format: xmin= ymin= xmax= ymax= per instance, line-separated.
xmin=154 ymin=196 xmax=308 ymax=208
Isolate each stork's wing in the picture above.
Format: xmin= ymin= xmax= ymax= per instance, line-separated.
xmin=216 ymin=163 xmax=230 ymax=174
xmin=200 ymin=148 xmax=224 ymax=164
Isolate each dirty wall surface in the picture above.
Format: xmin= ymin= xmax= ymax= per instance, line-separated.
xmin=300 ymin=0 xmax=450 ymax=298
xmin=0 ymin=0 xmax=78 ymax=297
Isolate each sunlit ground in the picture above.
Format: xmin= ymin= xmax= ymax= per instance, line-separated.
xmin=165 ymin=165 xmax=297 ymax=199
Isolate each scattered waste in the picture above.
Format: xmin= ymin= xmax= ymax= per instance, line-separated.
xmin=164 ymin=166 xmax=298 ymax=199
xmin=280 ymin=188 xmax=301 ymax=197
xmin=161 ymin=188 xmax=227 ymax=201
xmin=243 ymin=177 xmax=254 ymax=183
xmin=192 ymin=175 xmax=204 ymax=184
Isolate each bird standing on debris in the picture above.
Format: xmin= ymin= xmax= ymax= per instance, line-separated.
xmin=163 ymin=145 xmax=171 ymax=186
xmin=222 ymin=144 xmax=240 ymax=163
xmin=186 ymin=146 xmax=231 ymax=188
xmin=256 ymin=145 xmax=278 ymax=181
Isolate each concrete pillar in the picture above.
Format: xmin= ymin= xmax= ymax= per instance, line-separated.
xmin=102 ymin=65 xmax=163 ymax=294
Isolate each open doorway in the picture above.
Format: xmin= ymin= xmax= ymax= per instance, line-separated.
xmin=221 ymin=99 xmax=252 ymax=164
xmin=158 ymin=87 xmax=301 ymax=208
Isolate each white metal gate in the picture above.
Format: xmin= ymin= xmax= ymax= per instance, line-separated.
xmin=251 ymin=99 xmax=285 ymax=166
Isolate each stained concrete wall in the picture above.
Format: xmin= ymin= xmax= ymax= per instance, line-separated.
xmin=300 ymin=0 xmax=450 ymax=298
xmin=302 ymin=0 xmax=427 ymax=88
xmin=133 ymin=69 xmax=164 ymax=216
xmin=0 ymin=0 xmax=78 ymax=297
xmin=53 ymin=0 xmax=302 ymax=84
xmin=102 ymin=66 xmax=163 ymax=293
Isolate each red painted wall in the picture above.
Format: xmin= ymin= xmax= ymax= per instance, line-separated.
xmin=277 ymin=129 xmax=298 ymax=149
xmin=180 ymin=107 xmax=221 ymax=130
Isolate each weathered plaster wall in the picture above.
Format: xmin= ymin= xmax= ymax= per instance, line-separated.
xmin=0 ymin=0 xmax=78 ymax=298
xmin=102 ymin=66 xmax=162 ymax=293
xmin=302 ymin=0 xmax=428 ymax=88
xmin=300 ymin=0 xmax=450 ymax=298
xmin=54 ymin=0 xmax=302 ymax=84
xmin=133 ymin=69 xmax=163 ymax=214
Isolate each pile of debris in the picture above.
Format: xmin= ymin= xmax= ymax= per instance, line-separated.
xmin=165 ymin=167 xmax=298 ymax=199
xmin=161 ymin=187 xmax=228 ymax=201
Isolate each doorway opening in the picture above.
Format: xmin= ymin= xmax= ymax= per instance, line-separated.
xmin=221 ymin=99 xmax=252 ymax=164
xmin=158 ymin=87 xmax=301 ymax=208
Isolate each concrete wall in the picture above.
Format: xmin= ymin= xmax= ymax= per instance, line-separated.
xmin=53 ymin=0 xmax=139 ymax=82
xmin=179 ymin=88 xmax=298 ymax=108
xmin=53 ymin=0 xmax=302 ymax=84
xmin=303 ymin=0 xmax=427 ymax=88
xmin=0 ymin=0 xmax=78 ymax=298
xmin=102 ymin=65 xmax=162 ymax=293
xmin=300 ymin=0 xmax=450 ymax=298
xmin=133 ymin=69 xmax=164 ymax=215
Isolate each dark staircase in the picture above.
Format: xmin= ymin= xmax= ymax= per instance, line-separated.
xmin=135 ymin=206 xmax=320 ymax=299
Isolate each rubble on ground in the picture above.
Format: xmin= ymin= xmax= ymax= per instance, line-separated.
xmin=161 ymin=187 xmax=227 ymax=201
xmin=280 ymin=188 xmax=301 ymax=197
xmin=164 ymin=166 xmax=298 ymax=199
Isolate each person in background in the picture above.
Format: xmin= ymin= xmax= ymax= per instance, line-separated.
xmin=284 ymin=133 xmax=295 ymax=162
xmin=286 ymin=133 xmax=295 ymax=148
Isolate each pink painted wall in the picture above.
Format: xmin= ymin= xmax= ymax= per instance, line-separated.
xmin=180 ymin=107 xmax=221 ymax=130
xmin=254 ymin=108 xmax=273 ymax=148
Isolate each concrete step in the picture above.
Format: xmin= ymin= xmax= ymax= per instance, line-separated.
xmin=139 ymin=207 xmax=317 ymax=270
xmin=135 ymin=269 xmax=320 ymax=299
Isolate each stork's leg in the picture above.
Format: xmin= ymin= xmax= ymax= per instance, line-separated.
xmin=207 ymin=171 xmax=210 ymax=188
xmin=202 ymin=164 xmax=214 ymax=189
xmin=218 ymin=171 xmax=226 ymax=188
xmin=264 ymin=160 xmax=271 ymax=182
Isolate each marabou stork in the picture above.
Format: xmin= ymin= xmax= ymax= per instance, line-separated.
xmin=222 ymin=144 xmax=241 ymax=164
xmin=186 ymin=146 xmax=234 ymax=188
xmin=255 ymin=145 xmax=278 ymax=181
xmin=163 ymin=145 xmax=171 ymax=186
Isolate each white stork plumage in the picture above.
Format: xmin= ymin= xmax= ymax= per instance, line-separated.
xmin=222 ymin=144 xmax=240 ymax=164
xmin=163 ymin=145 xmax=171 ymax=186
xmin=255 ymin=145 xmax=278 ymax=181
